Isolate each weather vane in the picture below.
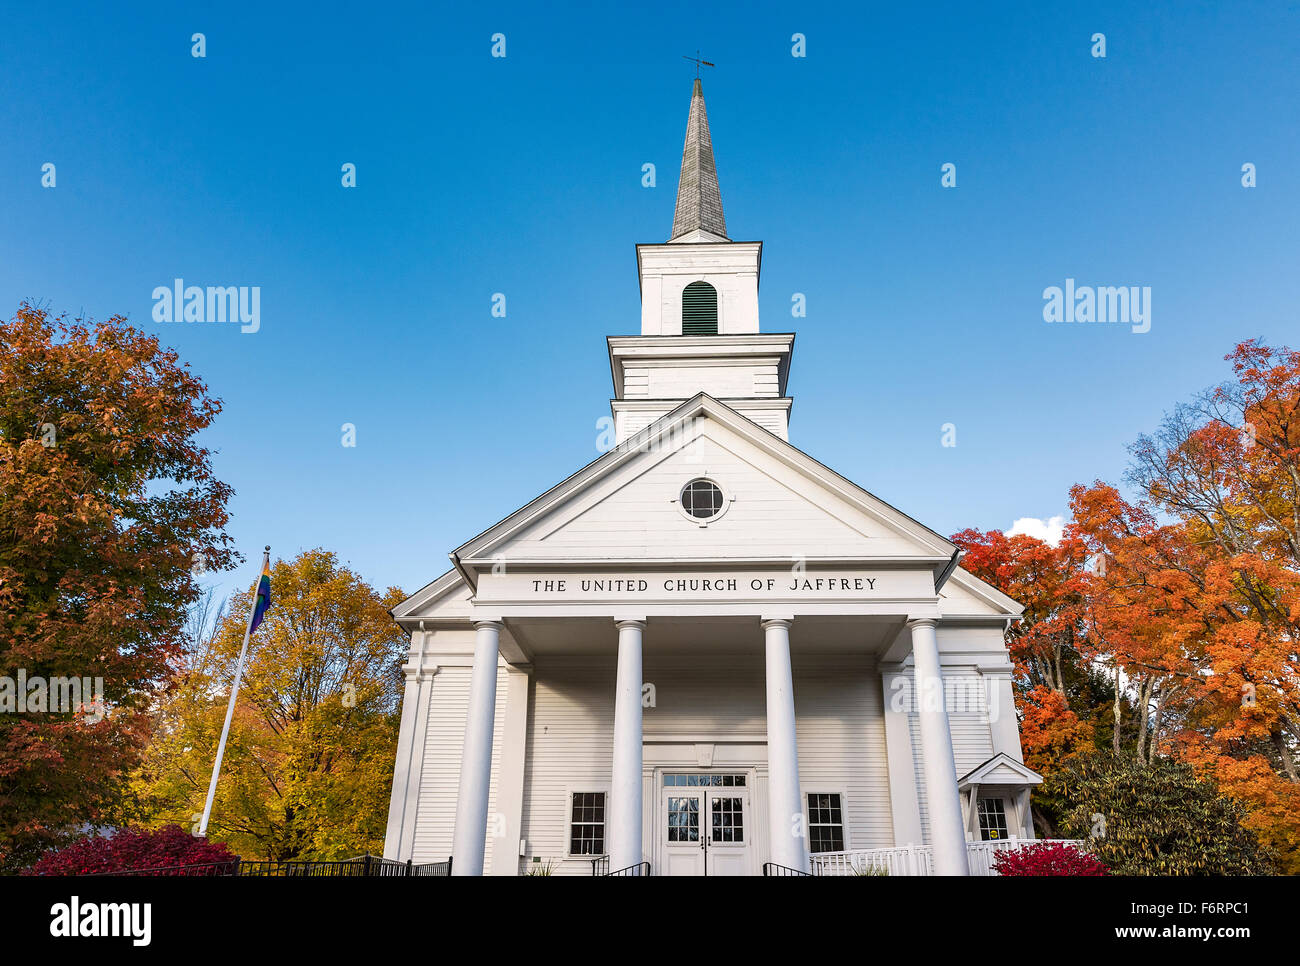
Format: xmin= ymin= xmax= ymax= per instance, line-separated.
xmin=682 ymin=50 xmax=715 ymax=78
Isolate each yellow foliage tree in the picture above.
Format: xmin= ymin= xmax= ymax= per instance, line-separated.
xmin=131 ymin=549 xmax=407 ymax=860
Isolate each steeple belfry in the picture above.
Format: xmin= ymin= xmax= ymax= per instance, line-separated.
xmin=670 ymin=79 xmax=728 ymax=243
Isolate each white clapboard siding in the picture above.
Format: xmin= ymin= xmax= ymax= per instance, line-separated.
xmin=622 ymin=372 xmax=650 ymax=398
xmin=519 ymin=661 xmax=616 ymax=875
xmin=794 ymin=664 xmax=895 ymax=850
xmin=908 ymin=673 xmax=994 ymax=845
xmin=409 ymin=664 xmax=508 ymax=865
xmin=518 ymin=654 xmax=892 ymax=874
xmin=643 ymin=364 xmax=760 ymax=398
xmin=732 ymin=406 xmax=789 ymax=440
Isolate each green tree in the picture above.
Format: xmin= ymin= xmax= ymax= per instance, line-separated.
xmin=1048 ymin=753 xmax=1274 ymax=875
xmin=132 ymin=549 xmax=406 ymax=860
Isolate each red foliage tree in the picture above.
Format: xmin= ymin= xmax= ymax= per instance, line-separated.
xmin=0 ymin=304 xmax=235 ymax=870
xmin=26 ymin=824 xmax=236 ymax=875
xmin=993 ymin=840 xmax=1108 ymax=877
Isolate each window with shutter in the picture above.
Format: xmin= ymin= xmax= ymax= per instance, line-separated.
xmin=681 ymin=281 xmax=718 ymax=334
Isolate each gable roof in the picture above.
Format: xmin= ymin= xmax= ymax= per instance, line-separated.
xmin=957 ymin=753 xmax=1044 ymax=788
xmin=395 ymin=394 xmax=979 ymax=617
xmin=394 ymin=394 xmax=1025 ymax=622
xmin=462 ymin=393 xmax=953 ymax=555
xmin=941 ymin=567 xmax=1024 ymax=618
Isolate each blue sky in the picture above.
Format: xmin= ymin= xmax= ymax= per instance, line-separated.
xmin=3 ymin=1 xmax=1298 ymax=602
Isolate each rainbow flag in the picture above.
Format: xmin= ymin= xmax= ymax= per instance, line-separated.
xmin=249 ymin=557 xmax=272 ymax=634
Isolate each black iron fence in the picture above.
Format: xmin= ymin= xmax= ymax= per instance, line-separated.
xmin=589 ymin=855 xmax=651 ymax=876
xmin=762 ymin=862 xmax=812 ymax=876
xmin=604 ymin=861 xmax=651 ymax=876
xmin=83 ymin=854 xmax=452 ymax=877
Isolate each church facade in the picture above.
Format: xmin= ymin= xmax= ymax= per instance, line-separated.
xmin=383 ymin=80 xmax=1041 ymax=876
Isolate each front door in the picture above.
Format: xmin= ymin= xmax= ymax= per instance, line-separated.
xmin=659 ymin=773 xmax=751 ymax=875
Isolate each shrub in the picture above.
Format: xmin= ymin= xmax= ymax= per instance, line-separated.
xmin=26 ymin=824 xmax=236 ymax=875
xmin=993 ymin=840 xmax=1108 ymax=876
xmin=1048 ymin=753 xmax=1275 ymax=875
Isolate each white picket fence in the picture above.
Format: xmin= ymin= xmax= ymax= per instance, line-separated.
xmin=809 ymin=838 xmax=1086 ymax=876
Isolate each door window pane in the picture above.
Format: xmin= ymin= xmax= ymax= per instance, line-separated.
xmin=667 ymin=797 xmax=699 ymax=842
xmin=711 ymin=797 xmax=744 ymax=843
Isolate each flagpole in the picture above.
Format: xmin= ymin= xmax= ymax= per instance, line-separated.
xmin=198 ymin=546 xmax=269 ymax=838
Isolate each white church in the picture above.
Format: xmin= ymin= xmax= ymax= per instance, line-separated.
xmin=383 ymin=79 xmax=1042 ymax=876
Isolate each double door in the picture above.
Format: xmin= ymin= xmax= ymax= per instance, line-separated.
xmin=659 ymin=773 xmax=750 ymax=875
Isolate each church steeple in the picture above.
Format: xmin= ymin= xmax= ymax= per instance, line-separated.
xmin=616 ymin=81 xmax=790 ymax=442
xmin=670 ymin=78 xmax=728 ymax=243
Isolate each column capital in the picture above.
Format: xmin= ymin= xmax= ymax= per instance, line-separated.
xmin=760 ymin=616 xmax=793 ymax=629
xmin=472 ymin=618 xmax=504 ymax=631
xmin=614 ymin=617 xmax=647 ymax=630
xmin=906 ymin=617 xmax=938 ymax=631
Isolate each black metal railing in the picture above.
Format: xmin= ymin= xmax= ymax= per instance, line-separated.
xmin=83 ymin=854 xmax=452 ymax=877
xmin=590 ymin=855 xmax=651 ymax=876
xmin=603 ymin=861 xmax=651 ymax=876
xmin=762 ymin=862 xmax=812 ymax=876
xmin=409 ymin=857 xmax=453 ymax=876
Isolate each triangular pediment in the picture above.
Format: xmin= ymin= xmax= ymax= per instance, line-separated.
xmin=394 ymin=395 xmax=1028 ymax=622
xmin=958 ymin=753 xmax=1043 ymax=788
xmin=940 ymin=568 xmax=1023 ymax=618
xmin=454 ymin=394 xmax=954 ymax=568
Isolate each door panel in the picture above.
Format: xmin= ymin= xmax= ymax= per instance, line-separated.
xmin=662 ymin=793 xmax=705 ymax=876
xmin=659 ymin=773 xmax=752 ymax=875
xmin=707 ymin=794 xmax=749 ymax=875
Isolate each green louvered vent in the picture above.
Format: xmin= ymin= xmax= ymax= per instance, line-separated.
xmin=681 ymin=281 xmax=718 ymax=335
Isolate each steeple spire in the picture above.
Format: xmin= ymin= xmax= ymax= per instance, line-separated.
xmin=670 ymin=78 xmax=728 ymax=243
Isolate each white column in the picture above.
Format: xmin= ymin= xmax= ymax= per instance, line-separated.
xmin=880 ymin=665 xmax=922 ymax=846
xmin=383 ymin=633 xmax=425 ymax=859
xmin=763 ymin=617 xmax=808 ymax=873
xmin=609 ymin=619 xmax=645 ymax=870
xmin=909 ymin=618 xmax=968 ymax=876
xmin=984 ymin=669 xmax=1023 ymax=762
xmin=451 ymin=619 xmax=502 ymax=876
xmin=491 ymin=665 xmax=531 ymax=875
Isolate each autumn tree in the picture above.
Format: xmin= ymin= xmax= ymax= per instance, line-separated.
xmin=951 ymin=528 xmax=1111 ymax=831
xmin=1070 ymin=339 xmax=1300 ymax=872
xmin=132 ymin=549 xmax=407 ymax=860
xmin=0 ymin=304 xmax=235 ymax=871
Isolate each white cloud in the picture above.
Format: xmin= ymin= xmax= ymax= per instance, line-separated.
xmin=1006 ymin=515 xmax=1066 ymax=546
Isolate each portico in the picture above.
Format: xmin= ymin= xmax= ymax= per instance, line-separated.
xmin=382 ymin=77 xmax=1031 ymax=876
xmin=390 ymin=549 xmax=1021 ymax=875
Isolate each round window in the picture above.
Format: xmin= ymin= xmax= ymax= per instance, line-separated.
xmin=680 ymin=478 xmax=725 ymax=521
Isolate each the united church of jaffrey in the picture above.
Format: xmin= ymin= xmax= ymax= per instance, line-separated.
xmin=382 ymin=79 xmax=1040 ymax=876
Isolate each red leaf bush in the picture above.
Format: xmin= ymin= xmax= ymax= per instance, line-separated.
xmin=26 ymin=825 xmax=236 ymax=875
xmin=993 ymin=841 xmax=1108 ymax=876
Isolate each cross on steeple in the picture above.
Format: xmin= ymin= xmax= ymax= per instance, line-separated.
xmin=681 ymin=50 xmax=714 ymax=78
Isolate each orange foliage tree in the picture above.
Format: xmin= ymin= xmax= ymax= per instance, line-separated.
xmin=1069 ymin=340 xmax=1300 ymax=871
xmin=952 ymin=528 xmax=1105 ymax=831
xmin=0 ymin=304 xmax=235 ymax=870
